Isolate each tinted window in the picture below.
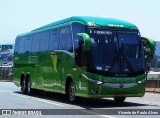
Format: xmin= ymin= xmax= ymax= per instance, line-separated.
xmin=49 ymin=29 xmax=60 ymax=50
xmin=19 ymin=37 xmax=25 ymax=53
xmin=24 ymin=35 xmax=32 ymax=53
xmin=118 ymin=31 xmax=141 ymax=59
xmin=31 ymin=33 xmax=40 ymax=52
xmin=71 ymin=22 xmax=85 ymax=49
xmin=40 ymin=31 xmax=50 ymax=51
xmin=60 ymin=26 xmax=73 ymax=52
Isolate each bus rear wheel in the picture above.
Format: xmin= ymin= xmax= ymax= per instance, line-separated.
xmin=26 ymin=77 xmax=31 ymax=95
xmin=21 ymin=79 xmax=26 ymax=94
xmin=68 ymin=82 xmax=76 ymax=103
xmin=114 ymin=97 xmax=126 ymax=103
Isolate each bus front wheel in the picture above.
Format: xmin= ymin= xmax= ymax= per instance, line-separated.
xmin=114 ymin=97 xmax=126 ymax=103
xmin=68 ymin=82 xmax=76 ymax=103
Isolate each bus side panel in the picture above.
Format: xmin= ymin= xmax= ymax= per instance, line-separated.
xmin=40 ymin=52 xmax=54 ymax=91
xmin=14 ymin=53 xmax=34 ymax=87
xmin=74 ymin=68 xmax=90 ymax=97
xmin=60 ymin=51 xmax=75 ymax=93
xmin=53 ymin=51 xmax=62 ymax=93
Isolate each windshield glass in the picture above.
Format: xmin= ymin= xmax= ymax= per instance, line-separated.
xmin=87 ymin=29 xmax=120 ymax=73
xmin=118 ymin=31 xmax=141 ymax=59
xmin=87 ymin=28 xmax=144 ymax=76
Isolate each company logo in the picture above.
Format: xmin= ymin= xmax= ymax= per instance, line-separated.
xmin=119 ymin=84 xmax=124 ymax=88
xmin=1 ymin=110 xmax=42 ymax=115
xmin=104 ymin=77 xmax=136 ymax=83
xmin=108 ymin=24 xmax=124 ymax=27
xmin=2 ymin=110 xmax=11 ymax=115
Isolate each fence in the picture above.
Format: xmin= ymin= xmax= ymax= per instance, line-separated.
xmin=146 ymin=71 xmax=160 ymax=93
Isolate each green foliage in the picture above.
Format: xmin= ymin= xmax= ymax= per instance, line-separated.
xmin=149 ymin=55 xmax=160 ymax=68
xmin=1 ymin=45 xmax=12 ymax=50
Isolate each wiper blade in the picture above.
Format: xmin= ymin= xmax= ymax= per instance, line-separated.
xmin=121 ymin=46 xmax=135 ymax=72
xmin=109 ymin=54 xmax=119 ymax=73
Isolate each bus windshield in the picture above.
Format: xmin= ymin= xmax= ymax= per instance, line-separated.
xmin=118 ymin=31 xmax=141 ymax=59
xmin=87 ymin=28 xmax=144 ymax=76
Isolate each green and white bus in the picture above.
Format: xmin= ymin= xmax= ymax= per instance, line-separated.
xmin=14 ymin=16 xmax=155 ymax=103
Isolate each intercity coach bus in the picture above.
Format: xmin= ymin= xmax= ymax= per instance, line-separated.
xmin=14 ymin=16 xmax=155 ymax=103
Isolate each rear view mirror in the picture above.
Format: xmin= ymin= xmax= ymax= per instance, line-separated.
xmin=142 ymin=37 xmax=156 ymax=62
xmin=77 ymin=33 xmax=91 ymax=52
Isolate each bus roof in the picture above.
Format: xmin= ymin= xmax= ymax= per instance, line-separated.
xmin=17 ymin=16 xmax=138 ymax=37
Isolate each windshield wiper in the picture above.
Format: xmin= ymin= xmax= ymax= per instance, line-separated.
xmin=109 ymin=50 xmax=119 ymax=73
xmin=121 ymin=46 xmax=135 ymax=73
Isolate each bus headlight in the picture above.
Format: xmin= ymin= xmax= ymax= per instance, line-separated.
xmin=82 ymin=74 xmax=103 ymax=85
xmin=137 ymin=81 xmax=142 ymax=84
xmin=137 ymin=79 xmax=146 ymax=85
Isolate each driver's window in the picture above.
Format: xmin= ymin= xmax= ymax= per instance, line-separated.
xmin=71 ymin=22 xmax=85 ymax=49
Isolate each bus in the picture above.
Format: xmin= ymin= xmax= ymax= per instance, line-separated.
xmin=14 ymin=16 xmax=155 ymax=103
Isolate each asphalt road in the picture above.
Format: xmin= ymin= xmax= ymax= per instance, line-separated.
xmin=0 ymin=81 xmax=160 ymax=118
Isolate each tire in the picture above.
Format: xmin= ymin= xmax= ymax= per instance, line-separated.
xmin=21 ymin=79 xmax=27 ymax=94
xmin=114 ymin=97 xmax=126 ymax=103
xmin=26 ymin=77 xmax=31 ymax=95
xmin=68 ymin=82 xmax=76 ymax=103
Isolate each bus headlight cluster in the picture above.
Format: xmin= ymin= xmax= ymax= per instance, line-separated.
xmin=137 ymin=79 xmax=146 ymax=85
xmin=82 ymin=74 xmax=103 ymax=85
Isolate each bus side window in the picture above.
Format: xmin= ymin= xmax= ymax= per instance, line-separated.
xmin=24 ymin=35 xmax=32 ymax=53
xmin=40 ymin=31 xmax=50 ymax=52
xmin=49 ymin=29 xmax=60 ymax=51
xmin=60 ymin=26 xmax=73 ymax=52
xmin=19 ymin=37 xmax=25 ymax=53
xmin=31 ymin=33 xmax=40 ymax=52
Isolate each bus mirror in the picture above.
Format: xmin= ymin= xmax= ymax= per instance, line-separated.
xmin=77 ymin=33 xmax=91 ymax=51
xmin=142 ymin=37 xmax=156 ymax=62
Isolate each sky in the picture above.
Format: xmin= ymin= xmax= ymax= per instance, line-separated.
xmin=0 ymin=0 xmax=160 ymax=43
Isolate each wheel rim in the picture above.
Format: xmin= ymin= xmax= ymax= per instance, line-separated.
xmin=69 ymin=83 xmax=75 ymax=102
